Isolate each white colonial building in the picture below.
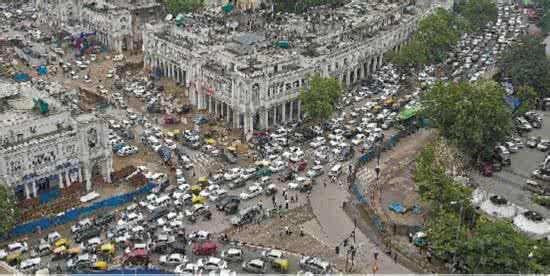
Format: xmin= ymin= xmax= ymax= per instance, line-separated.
xmin=143 ymin=0 xmax=452 ymax=139
xmin=0 ymin=81 xmax=112 ymax=200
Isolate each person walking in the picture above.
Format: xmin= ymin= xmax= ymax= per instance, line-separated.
xmin=374 ymin=249 xmax=379 ymax=260
xmin=324 ymin=182 xmax=327 ymax=188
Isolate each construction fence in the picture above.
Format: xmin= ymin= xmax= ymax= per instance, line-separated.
xmin=2 ymin=182 xmax=155 ymax=240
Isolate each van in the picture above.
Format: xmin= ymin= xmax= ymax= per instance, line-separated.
xmin=328 ymin=164 xmax=342 ymax=177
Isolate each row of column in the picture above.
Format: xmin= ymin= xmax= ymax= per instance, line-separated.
xmin=340 ymin=54 xmax=384 ymax=86
xmin=147 ymin=56 xmax=187 ymax=86
xmin=22 ymin=167 xmax=83 ymax=200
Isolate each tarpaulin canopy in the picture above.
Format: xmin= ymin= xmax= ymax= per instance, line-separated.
xmin=398 ymin=105 xmax=420 ymax=120
xmin=278 ymin=40 xmax=289 ymax=49
xmin=14 ymin=72 xmax=29 ymax=82
xmin=36 ymin=65 xmax=48 ymax=76
xmin=222 ymin=3 xmax=234 ymax=13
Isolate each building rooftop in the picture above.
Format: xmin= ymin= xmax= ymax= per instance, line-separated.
xmin=0 ymin=80 xmax=67 ymax=128
xmin=149 ymin=0 xmax=414 ymax=78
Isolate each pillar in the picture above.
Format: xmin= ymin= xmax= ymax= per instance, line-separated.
xmin=32 ymin=181 xmax=37 ymax=198
xmin=84 ymin=165 xmax=92 ymax=191
xmin=233 ymin=110 xmax=239 ymax=129
xmin=289 ymin=100 xmax=294 ymax=121
xmin=215 ymin=100 xmax=219 ymax=116
xmin=282 ymin=102 xmax=286 ymax=122
xmin=65 ymin=171 xmax=71 ymax=187
xmin=209 ymin=96 xmax=213 ymax=113
xmin=104 ymin=159 xmax=112 ymax=183
xmin=264 ymin=109 xmax=269 ymax=129
xmin=58 ymin=173 xmax=64 ymax=189
xmin=24 ymin=183 xmax=30 ymax=200
xmin=273 ymin=105 xmax=277 ymax=125
xmin=298 ymin=100 xmax=301 ymax=119
xmin=78 ymin=167 xmax=83 ymax=183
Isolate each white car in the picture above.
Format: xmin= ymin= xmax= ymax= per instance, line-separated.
xmin=288 ymin=182 xmax=300 ymax=190
xmin=240 ymin=185 xmax=263 ymax=200
xmin=261 ymin=249 xmax=284 ymax=262
xmin=209 ymin=189 xmax=227 ymax=202
xmin=188 ymin=230 xmax=210 ymax=241
xmin=160 ymin=253 xmax=188 ymax=265
xmin=199 ymin=257 xmax=228 ymax=271
xmin=269 ymin=160 xmax=285 ymax=173
xmin=224 ymin=168 xmax=243 ymax=181
xmin=19 ymin=257 xmax=41 ymax=271
xmin=310 ymin=137 xmax=326 ymax=148
xmin=175 ymin=263 xmax=203 ymax=274
xmin=307 ymin=165 xmax=324 ymax=178
xmin=351 ymin=134 xmax=366 ymax=145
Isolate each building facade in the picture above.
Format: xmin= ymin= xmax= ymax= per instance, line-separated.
xmin=35 ymin=0 xmax=163 ymax=53
xmin=0 ymin=81 xmax=112 ymax=201
xmin=143 ymin=0 xmax=451 ymax=138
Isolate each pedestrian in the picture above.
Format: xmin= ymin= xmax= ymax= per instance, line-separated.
xmin=193 ymin=170 xmax=196 ymax=177
xmin=427 ymin=249 xmax=432 ymax=263
xmin=284 ymin=194 xmax=288 ymax=201
xmin=394 ymin=252 xmax=398 ymax=263
xmin=324 ymin=182 xmax=327 ymax=188
xmin=307 ymin=190 xmax=311 ymax=198
xmin=300 ymin=226 xmax=304 ymax=237
xmin=290 ymin=195 xmax=294 ymax=203
xmin=374 ymin=249 xmax=379 ymax=260
xmin=339 ymin=181 xmax=343 ymax=189
xmin=282 ymin=190 xmax=287 ymax=198
xmin=272 ymin=195 xmax=276 ymax=205
xmin=295 ymin=193 xmax=298 ymax=202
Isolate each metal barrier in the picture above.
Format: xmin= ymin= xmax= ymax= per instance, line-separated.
xmin=351 ymin=183 xmax=369 ymax=205
xmin=81 ymin=268 xmax=171 ymax=274
xmin=3 ymin=182 xmax=155 ymax=240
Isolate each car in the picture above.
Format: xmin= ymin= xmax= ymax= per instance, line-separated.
xmin=216 ymin=196 xmax=240 ymax=210
xmin=221 ymin=248 xmax=243 ymax=262
xmin=67 ymin=254 xmax=97 ymax=269
xmin=175 ymin=263 xmax=203 ymax=274
xmin=7 ymin=242 xmax=28 ymax=253
xmin=159 ymin=253 xmax=188 ymax=265
xmin=224 ymin=168 xmax=243 ymax=181
xmin=261 ymin=249 xmax=284 ymax=262
xmin=188 ymin=230 xmax=210 ymax=241
xmin=299 ymin=256 xmax=331 ymax=274
xmin=306 ymin=165 xmax=324 ymax=178
xmin=269 ymin=160 xmax=286 ymax=173
xmin=200 ymin=257 xmax=227 ymax=271
xmin=537 ymin=140 xmax=549 ymax=152
xmin=19 ymin=257 xmax=41 ymax=271
xmin=242 ymin=259 xmax=267 ymax=274
xmin=240 ymin=185 xmax=263 ymax=200
xmin=310 ymin=137 xmax=326 ymax=148
xmin=526 ymin=136 xmax=540 ymax=148
xmin=504 ymin=142 xmax=518 ymax=153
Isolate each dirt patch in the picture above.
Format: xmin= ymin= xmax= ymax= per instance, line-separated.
xmin=226 ymin=204 xmax=356 ymax=271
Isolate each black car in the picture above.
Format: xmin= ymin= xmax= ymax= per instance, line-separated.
xmin=94 ymin=213 xmax=114 ymax=226
xmin=75 ymin=227 xmax=100 ymax=243
xmin=224 ymin=152 xmax=238 ymax=164
xmin=216 ymin=196 xmax=240 ymax=211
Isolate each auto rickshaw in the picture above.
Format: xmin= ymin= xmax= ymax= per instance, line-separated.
xmin=99 ymin=243 xmax=115 ymax=256
xmin=51 ymin=246 xmax=67 ymax=260
xmin=68 ymin=246 xmax=81 ymax=257
xmin=54 ymin=238 xmax=68 ymax=248
xmin=6 ymin=251 xmax=21 ymax=265
xmin=224 ymin=202 xmax=239 ymax=215
xmin=272 ymin=258 xmax=289 ymax=273
xmin=300 ymin=179 xmax=313 ymax=192
xmin=197 ymin=177 xmax=209 ymax=187
xmin=93 ymin=261 xmax=108 ymax=271
xmin=265 ymin=184 xmax=278 ymax=195
xmin=206 ymin=139 xmax=216 ymax=145
xmin=190 ymin=185 xmax=203 ymax=194
xmin=192 ymin=194 xmax=206 ymax=205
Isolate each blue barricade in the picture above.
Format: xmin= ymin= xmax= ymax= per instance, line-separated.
xmin=3 ymin=182 xmax=155 ymax=239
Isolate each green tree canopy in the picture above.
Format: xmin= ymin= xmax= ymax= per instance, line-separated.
xmin=540 ymin=11 xmax=550 ymax=33
xmin=421 ymin=80 xmax=512 ymax=159
xmin=164 ymin=0 xmax=204 ymax=14
xmin=299 ymin=75 xmax=343 ymax=123
xmin=460 ymin=220 xmax=533 ymax=273
xmin=498 ymin=36 xmax=550 ymax=96
xmin=515 ymin=85 xmax=539 ymax=115
xmin=387 ymin=37 xmax=428 ymax=71
xmin=0 ymin=182 xmax=18 ymax=237
xmin=455 ymin=0 xmax=498 ymax=32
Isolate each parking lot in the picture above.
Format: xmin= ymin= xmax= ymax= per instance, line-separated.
xmin=474 ymin=111 xmax=550 ymax=218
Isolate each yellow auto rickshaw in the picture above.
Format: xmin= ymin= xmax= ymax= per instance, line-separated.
xmin=6 ymin=251 xmax=21 ymax=265
xmin=99 ymin=243 xmax=115 ymax=256
xmin=192 ymin=194 xmax=206 ymax=205
xmin=272 ymin=258 xmax=289 ymax=273
xmin=52 ymin=246 xmax=67 ymax=260
xmin=190 ymin=185 xmax=203 ymax=194
xmin=68 ymin=246 xmax=81 ymax=257
xmin=206 ymin=139 xmax=216 ymax=145
xmin=93 ymin=261 xmax=108 ymax=271
xmin=54 ymin=238 xmax=68 ymax=248
xmin=197 ymin=177 xmax=209 ymax=186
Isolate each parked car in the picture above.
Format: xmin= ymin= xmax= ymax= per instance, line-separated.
xmin=242 ymin=259 xmax=267 ymax=273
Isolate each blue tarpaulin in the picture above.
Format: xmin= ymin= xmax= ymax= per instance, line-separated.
xmin=39 ymin=188 xmax=60 ymax=204
xmin=504 ymin=96 xmax=522 ymax=111
xmin=36 ymin=65 xmax=48 ymax=75
xmin=14 ymin=72 xmax=30 ymax=82
xmin=389 ymin=202 xmax=406 ymax=213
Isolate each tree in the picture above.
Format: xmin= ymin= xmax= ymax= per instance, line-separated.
xmin=164 ymin=0 xmax=204 ymax=14
xmin=416 ymin=8 xmax=462 ymax=63
xmin=387 ymin=37 xmax=428 ymax=71
xmin=456 ymin=0 xmax=498 ymax=32
xmin=426 ymin=210 xmax=469 ymax=261
xmin=515 ymin=85 xmax=539 ymax=115
xmin=0 ymin=183 xmax=18 ymax=237
xmin=299 ymin=75 xmax=343 ymax=123
xmin=421 ymin=80 xmax=512 ymax=159
xmin=539 ymin=11 xmax=550 ymax=34
xmin=460 ymin=220 xmax=533 ymax=273
xmin=498 ymin=36 xmax=550 ymax=97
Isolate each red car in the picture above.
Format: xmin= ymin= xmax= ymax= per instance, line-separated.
xmin=164 ymin=115 xmax=179 ymax=124
xmin=192 ymin=241 xmax=217 ymax=256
